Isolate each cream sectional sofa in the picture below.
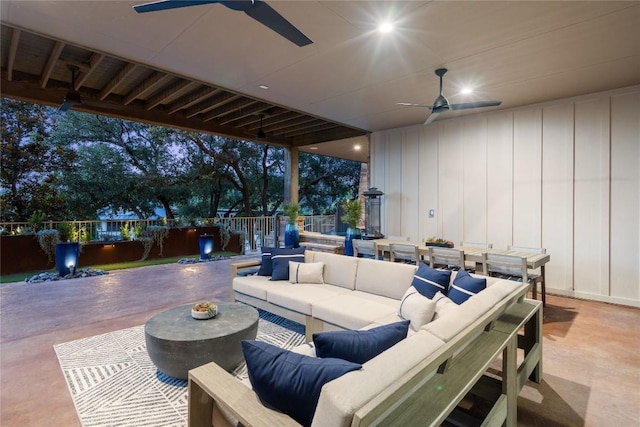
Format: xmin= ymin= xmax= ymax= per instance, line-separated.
xmin=188 ymin=251 xmax=543 ymax=427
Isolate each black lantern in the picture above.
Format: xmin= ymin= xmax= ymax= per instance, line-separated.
xmin=362 ymin=187 xmax=384 ymax=239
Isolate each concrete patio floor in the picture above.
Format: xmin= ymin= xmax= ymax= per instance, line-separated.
xmin=1 ymin=256 xmax=639 ymax=426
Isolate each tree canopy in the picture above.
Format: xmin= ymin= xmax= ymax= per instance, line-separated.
xmin=1 ymin=100 xmax=363 ymax=222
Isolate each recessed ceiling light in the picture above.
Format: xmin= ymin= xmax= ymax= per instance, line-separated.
xmin=310 ymin=146 xmax=318 ymax=150
xmin=378 ymin=22 xmax=393 ymax=33
xmin=461 ymin=87 xmax=473 ymax=95
xmin=259 ymin=85 xmax=269 ymax=90
xmin=354 ymin=144 xmax=361 ymax=151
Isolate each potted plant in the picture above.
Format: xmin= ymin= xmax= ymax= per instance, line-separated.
xmin=56 ymin=221 xmax=79 ymax=276
xmin=282 ymin=202 xmax=300 ymax=248
xmin=341 ymin=198 xmax=362 ymax=256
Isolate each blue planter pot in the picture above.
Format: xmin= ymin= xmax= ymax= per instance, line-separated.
xmin=56 ymin=242 xmax=79 ymax=276
xmin=199 ymin=234 xmax=215 ymax=260
xmin=284 ymin=223 xmax=300 ymax=248
xmin=344 ymin=227 xmax=361 ymax=256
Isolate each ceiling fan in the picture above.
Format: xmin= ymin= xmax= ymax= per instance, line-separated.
xmin=398 ymin=68 xmax=502 ymax=125
xmin=132 ymin=0 xmax=313 ymax=47
xmin=254 ymin=114 xmax=291 ymax=142
xmin=59 ymin=65 xmax=82 ymax=112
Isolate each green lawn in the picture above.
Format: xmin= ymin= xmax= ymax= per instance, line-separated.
xmin=0 ymin=252 xmax=238 ymax=285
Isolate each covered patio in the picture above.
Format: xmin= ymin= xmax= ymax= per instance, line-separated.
xmin=1 ymin=260 xmax=639 ymax=425
xmin=1 ymin=2 xmax=639 ymax=425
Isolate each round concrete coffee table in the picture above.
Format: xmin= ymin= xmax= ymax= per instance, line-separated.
xmin=145 ymin=302 xmax=258 ymax=379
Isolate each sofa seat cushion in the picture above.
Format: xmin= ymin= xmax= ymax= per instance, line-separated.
xmin=312 ymin=291 xmax=399 ymax=330
xmin=242 ymin=340 xmax=361 ymax=427
xmin=313 ymin=320 xmax=410 ymax=364
xmin=267 ymin=283 xmax=350 ymax=315
xmin=354 ymin=257 xmax=417 ymax=300
xmin=233 ymin=275 xmax=288 ymax=300
xmin=312 ymin=330 xmax=445 ymax=427
xmin=307 ymin=251 xmax=359 ymax=290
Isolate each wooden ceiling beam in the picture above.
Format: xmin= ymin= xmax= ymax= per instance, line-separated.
xmin=39 ymin=41 xmax=65 ymax=88
xmin=145 ymin=79 xmax=195 ymax=110
xmin=218 ymin=102 xmax=271 ymax=125
xmin=246 ymin=111 xmax=302 ymax=131
xmin=99 ymin=62 xmax=137 ymax=100
xmin=124 ymin=72 xmax=170 ymax=105
xmin=264 ymin=116 xmax=318 ymax=133
xmin=7 ymin=28 xmax=21 ymax=82
xmin=185 ymin=92 xmax=237 ymax=118
xmin=167 ymin=86 xmax=218 ymax=115
xmin=285 ymin=122 xmax=338 ymax=137
xmin=0 ymin=24 xmax=367 ymax=153
xmin=74 ymin=53 xmax=104 ymax=90
xmin=200 ymin=95 xmax=258 ymax=122
xmin=233 ymin=107 xmax=288 ymax=127
xmin=58 ymin=58 xmax=91 ymax=73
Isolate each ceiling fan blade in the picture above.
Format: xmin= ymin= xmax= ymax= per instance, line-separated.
xmin=242 ymin=1 xmax=312 ymax=47
xmin=397 ymin=102 xmax=433 ymax=109
xmin=449 ymin=100 xmax=502 ymax=110
xmin=133 ymin=0 xmax=219 ymax=13
xmin=424 ymin=112 xmax=440 ymax=125
xmin=59 ymin=101 xmax=74 ymax=112
xmin=59 ymin=90 xmax=82 ymax=112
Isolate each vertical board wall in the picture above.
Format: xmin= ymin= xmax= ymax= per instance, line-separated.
xmin=369 ymin=86 xmax=640 ymax=307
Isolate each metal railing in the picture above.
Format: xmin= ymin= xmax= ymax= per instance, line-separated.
xmin=0 ymin=215 xmax=337 ymax=253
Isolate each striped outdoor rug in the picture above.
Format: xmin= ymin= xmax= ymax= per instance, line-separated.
xmin=54 ymin=310 xmax=305 ymax=427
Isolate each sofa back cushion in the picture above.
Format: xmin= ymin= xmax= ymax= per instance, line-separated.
xmin=355 ymin=257 xmax=417 ymax=300
xmin=307 ymin=252 xmax=359 ymax=290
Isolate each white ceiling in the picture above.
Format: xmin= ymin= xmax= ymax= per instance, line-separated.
xmin=2 ymin=1 xmax=639 ymax=162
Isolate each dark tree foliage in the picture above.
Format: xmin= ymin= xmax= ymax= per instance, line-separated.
xmin=0 ymin=99 xmax=76 ymax=221
xmin=181 ymin=132 xmax=286 ymax=217
xmin=298 ymin=153 xmax=361 ymax=214
xmin=50 ymin=112 xmax=189 ymax=219
xmin=2 ymin=100 xmax=363 ymax=221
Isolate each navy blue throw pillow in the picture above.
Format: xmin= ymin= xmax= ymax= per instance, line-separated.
xmin=411 ymin=263 xmax=451 ymax=298
xmin=242 ymin=340 xmax=361 ymax=427
xmin=448 ymin=269 xmax=486 ymax=304
xmin=270 ymin=246 xmax=306 ymax=281
xmin=257 ymin=246 xmax=276 ymax=276
xmin=313 ymin=320 xmax=410 ymax=364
